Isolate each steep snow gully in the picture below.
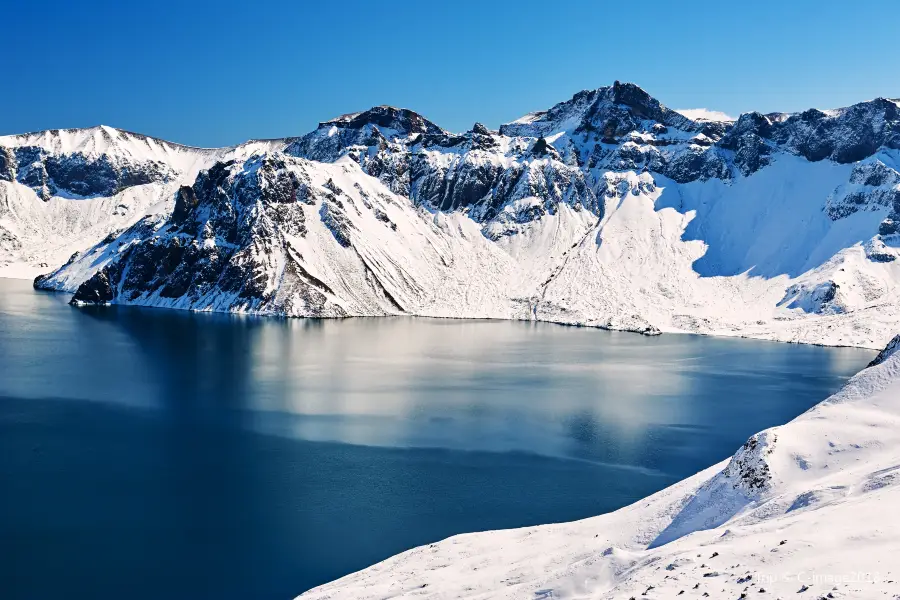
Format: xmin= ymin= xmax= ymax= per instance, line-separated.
xmin=2 ymin=82 xmax=900 ymax=348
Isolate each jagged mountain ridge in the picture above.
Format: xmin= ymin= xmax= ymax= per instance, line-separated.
xmin=0 ymin=125 xmax=297 ymax=276
xmin=0 ymin=124 xmax=296 ymax=198
xmin=4 ymin=82 xmax=900 ymax=347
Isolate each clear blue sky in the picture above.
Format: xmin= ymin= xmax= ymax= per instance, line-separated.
xmin=3 ymin=0 xmax=898 ymax=147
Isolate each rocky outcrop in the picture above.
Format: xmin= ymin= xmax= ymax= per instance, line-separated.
xmin=69 ymin=261 xmax=124 ymax=304
xmin=878 ymin=182 xmax=900 ymax=235
xmin=0 ymin=144 xmax=175 ymax=200
xmin=724 ymin=431 xmax=777 ymax=492
xmin=868 ymin=334 xmax=900 ymax=367
xmin=825 ymin=159 xmax=900 ymax=220
xmin=323 ymin=106 xmax=444 ymax=136
xmin=288 ymin=108 xmax=598 ymax=228
xmin=721 ymin=99 xmax=900 ymax=177
xmin=66 ymin=154 xmax=354 ymax=316
xmin=779 ymin=280 xmax=844 ymax=314
xmin=0 ymin=146 xmax=15 ymax=181
xmin=500 ymin=81 xmax=703 ymax=139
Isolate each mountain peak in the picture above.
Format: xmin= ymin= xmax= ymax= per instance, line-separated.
xmin=605 ymin=81 xmax=698 ymax=128
xmin=320 ymin=105 xmax=444 ymax=136
xmin=609 ymin=80 xmax=650 ymax=105
xmin=500 ymin=82 xmax=699 ymax=138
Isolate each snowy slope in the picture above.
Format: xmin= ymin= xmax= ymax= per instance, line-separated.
xmin=675 ymin=108 xmax=736 ymax=122
xmin=299 ymin=335 xmax=900 ymax=600
xmin=0 ymin=179 xmax=175 ymax=279
xmin=0 ymin=126 xmax=295 ymax=278
xmin=8 ymin=82 xmax=900 ymax=348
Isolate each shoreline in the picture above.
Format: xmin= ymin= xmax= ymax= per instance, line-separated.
xmin=2 ymin=272 xmax=889 ymax=351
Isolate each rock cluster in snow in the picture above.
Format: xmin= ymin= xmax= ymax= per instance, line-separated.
xmin=2 ymin=83 xmax=900 ymax=347
xmin=868 ymin=333 xmax=900 ymax=366
xmin=0 ymin=142 xmax=174 ymax=200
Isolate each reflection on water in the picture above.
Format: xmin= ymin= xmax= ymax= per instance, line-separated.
xmin=0 ymin=279 xmax=873 ymax=599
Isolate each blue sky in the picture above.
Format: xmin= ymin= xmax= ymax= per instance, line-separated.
xmin=2 ymin=0 xmax=898 ymax=147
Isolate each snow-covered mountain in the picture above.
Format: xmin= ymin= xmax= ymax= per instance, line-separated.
xmin=4 ymin=82 xmax=900 ymax=347
xmin=299 ymin=334 xmax=900 ymax=600
xmin=0 ymin=126 xmax=292 ymax=278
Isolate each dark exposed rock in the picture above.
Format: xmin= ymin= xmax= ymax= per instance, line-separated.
xmin=472 ymin=122 xmax=491 ymax=136
xmin=725 ymin=432 xmax=777 ymax=491
xmin=0 ymin=146 xmax=15 ymax=181
xmin=721 ymin=98 xmax=900 ymax=174
xmin=470 ymin=123 xmax=499 ymax=150
xmin=320 ymin=198 xmax=354 ymax=247
xmin=373 ymin=207 xmax=396 ymax=230
xmin=71 ymin=260 xmax=126 ymax=304
xmin=322 ymin=178 xmax=343 ymax=196
xmin=879 ymin=217 xmax=899 ymax=236
xmin=260 ymin=159 xmax=303 ymax=204
xmin=501 ymin=82 xmax=701 ymax=140
xmin=2 ymin=145 xmax=174 ymax=200
xmin=850 ymin=160 xmax=900 ymax=187
xmin=866 ymin=246 xmax=896 ymax=263
xmin=665 ymin=146 xmax=730 ymax=183
xmin=819 ymin=281 xmax=838 ymax=304
xmin=322 ymin=105 xmax=444 ymax=137
xmin=608 ymin=81 xmax=696 ymax=129
xmin=14 ymin=147 xmax=51 ymax=199
xmin=868 ymin=334 xmax=900 ymax=367
xmin=64 ymin=154 xmax=318 ymax=311
xmin=779 ymin=280 xmax=846 ymax=314
xmin=719 ymin=113 xmax=774 ymax=176
xmin=825 ymin=161 xmax=900 ymax=221
xmin=531 ymin=137 xmax=554 ymax=157
xmin=172 ymin=186 xmax=199 ymax=224
xmin=32 ymin=272 xmax=53 ymax=289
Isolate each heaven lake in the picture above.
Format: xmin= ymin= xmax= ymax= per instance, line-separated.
xmin=0 ymin=278 xmax=873 ymax=599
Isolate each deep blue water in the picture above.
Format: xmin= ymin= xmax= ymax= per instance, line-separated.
xmin=0 ymin=278 xmax=873 ymax=599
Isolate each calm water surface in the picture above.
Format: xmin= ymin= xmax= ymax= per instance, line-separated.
xmin=0 ymin=278 xmax=873 ymax=599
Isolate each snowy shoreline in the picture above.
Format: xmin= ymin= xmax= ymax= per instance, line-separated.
xmin=299 ymin=335 xmax=900 ymax=599
xmin=2 ymin=271 xmax=887 ymax=351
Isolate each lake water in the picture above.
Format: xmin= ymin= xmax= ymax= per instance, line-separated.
xmin=0 ymin=278 xmax=873 ymax=599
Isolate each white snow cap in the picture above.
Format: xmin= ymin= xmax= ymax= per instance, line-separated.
xmin=675 ymin=108 xmax=736 ymax=122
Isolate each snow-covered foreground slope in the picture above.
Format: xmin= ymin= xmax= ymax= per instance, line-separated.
xmin=300 ymin=336 xmax=900 ymax=600
xmin=6 ymin=82 xmax=900 ymax=348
